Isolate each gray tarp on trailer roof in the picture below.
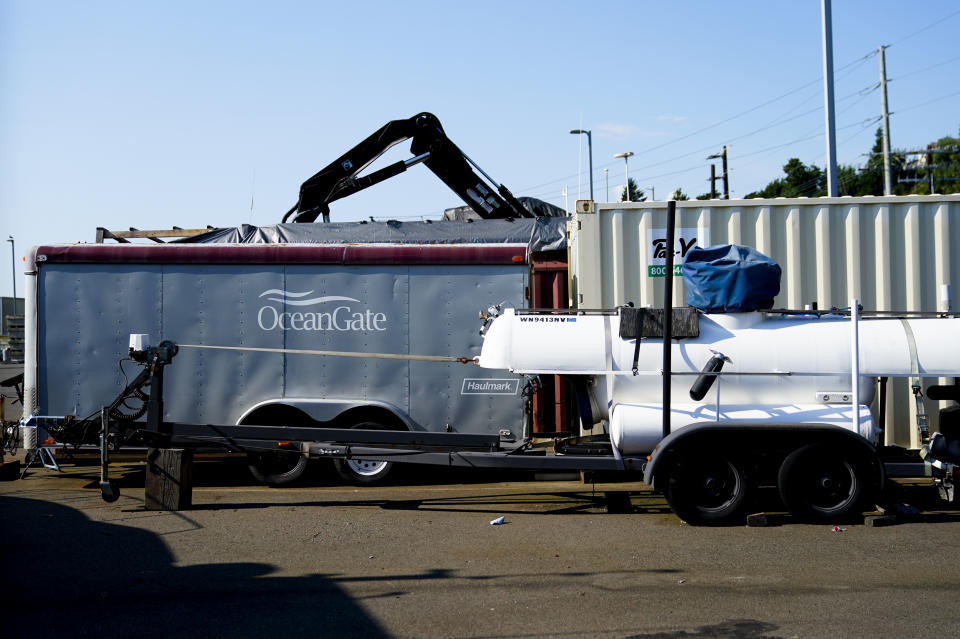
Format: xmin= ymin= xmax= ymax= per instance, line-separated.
xmin=179 ymin=217 xmax=567 ymax=253
xmin=441 ymin=196 xmax=567 ymax=221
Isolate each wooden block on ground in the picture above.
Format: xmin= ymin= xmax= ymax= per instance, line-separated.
xmin=746 ymin=512 xmax=769 ymax=527
xmin=604 ymin=491 xmax=634 ymax=513
xmin=145 ymin=448 xmax=193 ymax=510
xmin=0 ymin=459 xmax=21 ymax=481
xmin=865 ymin=515 xmax=899 ymax=527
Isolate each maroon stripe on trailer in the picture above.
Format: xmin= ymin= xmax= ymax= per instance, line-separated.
xmin=31 ymin=243 xmax=528 ymax=266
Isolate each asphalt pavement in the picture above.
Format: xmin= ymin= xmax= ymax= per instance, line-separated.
xmin=2 ymin=456 xmax=960 ymax=638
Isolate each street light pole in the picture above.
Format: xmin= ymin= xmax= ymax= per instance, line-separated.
xmin=570 ymin=129 xmax=594 ymax=201
xmin=614 ymin=152 xmax=634 ymax=201
xmin=604 ymin=168 xmax=609 ymax=202
xmin=7 ymin=236 xmax=14 ymax=307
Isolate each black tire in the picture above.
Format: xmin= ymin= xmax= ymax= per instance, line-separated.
xmin=247 ymin=449 xmax=309 ymax=486
xmin=665 ymin=452 xmax=750 ymax=526
xmin=241 ymin=406 xmax=313 ymax=486
xmin=332 ymin=421 xmax=395 ymax=485
xmin=777 ymin=444 xmax=871 ymax=523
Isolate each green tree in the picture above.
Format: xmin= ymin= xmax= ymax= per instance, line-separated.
xmin=899 ymin=136 xmax=960 ymax=195
xmin=620 ymin=177 xmax=647 ymax=202
xmin=733 ymin=127 xmax=959 ymax=199
xmin=672 ymin=187 xmax=690 ymax=201
xmin=746 ymin=158 xmax=824 ymax=198
xmin=844 ymin=127 xmax=907 ymax=196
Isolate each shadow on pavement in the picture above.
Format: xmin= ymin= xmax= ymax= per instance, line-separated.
xmin=625 ymin=619 xmax=784 ymax=638
xmin=186 ymin=488 xmax=675 ymax=517
xmin=0 ymin=495 xmax=389 ymax=637
xmin=24 ymin=455 xmax=543 ymax=488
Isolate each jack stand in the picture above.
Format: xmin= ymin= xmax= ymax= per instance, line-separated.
xmin=99 ymin=408 xmax=119 ymax=503
xmin=936 ymin=470 xmax=956 ymax=503
xmin=19 ymin=447 xmax=60 ymax=480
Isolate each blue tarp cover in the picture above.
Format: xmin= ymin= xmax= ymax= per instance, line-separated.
xmin=683 ymin=244 xmax=781 ymax=312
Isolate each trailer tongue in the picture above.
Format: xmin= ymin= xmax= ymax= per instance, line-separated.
xmin=29 ymin=336 xmax=647 ymax=505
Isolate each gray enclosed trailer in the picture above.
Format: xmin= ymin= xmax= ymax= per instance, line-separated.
xmin=24 ymin=218 xmax=570 ymax=483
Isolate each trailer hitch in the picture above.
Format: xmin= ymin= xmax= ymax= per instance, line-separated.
xmin=98 ymin=337 xmax=179 ymax=502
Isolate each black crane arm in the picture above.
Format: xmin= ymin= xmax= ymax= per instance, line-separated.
xmin=283 ymin=112 xmax=532 ymax=223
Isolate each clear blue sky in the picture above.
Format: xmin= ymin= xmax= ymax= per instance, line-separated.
xmin=2 ymin=1 xmax=959 ymax=298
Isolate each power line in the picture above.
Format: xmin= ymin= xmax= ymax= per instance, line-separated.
xmin=631 ymin=52 xmax=876 ymax=160
xmin=596 ymin=81 xmax=878 ymax=184
xmin=893 ymin=90 xmax=960 ymax=115
xmin=536 ymin=66 xmax=879 ymax=195
xmin=888 ymin=8 xmax=960 ymax=47
xmin=523 ymin=33 xmax=958 ymax=202
xmin=632 ymin=80 xmax=819 ymax=159
xmin=894 ymin=53 xmax=960 ymax=82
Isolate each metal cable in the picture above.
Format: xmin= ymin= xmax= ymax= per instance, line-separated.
xmin=179 ymin=343 xmax=476 ymax=364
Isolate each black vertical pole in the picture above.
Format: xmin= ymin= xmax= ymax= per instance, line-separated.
xmin=662 ymin=200 xmax=676 ymax=439
xmin=710 ymin=164 xmax=717 ymax=199
xmin=721 ymin=146 xmax=730 ymax=199
xmin=146 ymin=358 xmax=167 ymax=436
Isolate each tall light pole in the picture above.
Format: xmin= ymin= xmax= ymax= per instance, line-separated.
xmin=570 ymin=129 xmax=593 ymax=201
xmin=604 ymin=168 xmax=609 ymax=202
xmin=614 ymin=152 xmax=634 ymax=201
xmin=7 ymin=236 xmax=14 ymax=308
xmin=821 ymin=0 xmax=838 ymax=196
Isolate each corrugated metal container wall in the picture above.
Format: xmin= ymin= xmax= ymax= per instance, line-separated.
xmin=569 ymin=194 xmax=960 ymax=448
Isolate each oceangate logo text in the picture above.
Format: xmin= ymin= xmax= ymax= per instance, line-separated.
xmin=257 ymin=289 xmax=387 ymax=332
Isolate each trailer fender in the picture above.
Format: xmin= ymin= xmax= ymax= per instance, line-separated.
xmin=237 ymin=399 xmax=415 ymax=430
xmin=238 ymin=400 xmax=412 ymax=486
xmin=643 ymin=421 xmax=883 ymax=490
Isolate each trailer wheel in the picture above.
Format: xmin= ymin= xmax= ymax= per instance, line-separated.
xmin=247 ymin=449 xmax=308 ymax=487
xmin=241 ymin=406 xmax=313 ymax=486
xmin=333 ymin=421 xmax=395 ymax=485
xmin=665 ymin=452 xmax=750 ymax=526
xmin=777 ymin=444 xmax=869 ymax=523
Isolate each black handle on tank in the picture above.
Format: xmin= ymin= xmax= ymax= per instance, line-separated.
xmin=689 ymin=352 xmax=728 ymax=401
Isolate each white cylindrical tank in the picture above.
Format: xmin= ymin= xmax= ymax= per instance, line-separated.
xmin=480 ymin=308 xmax=960 ymax=380
xmin=479 ymin=308 xmax=960 ymax=453
xmin=609 ymin=403 xmax=875 ymax=455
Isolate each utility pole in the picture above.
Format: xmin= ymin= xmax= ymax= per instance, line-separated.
xmin=721 ymin=146 xmax=729 ymax=199
xmin=604 ymin=168 xmax=609 ymax=202
xmin=707 ymin=147 xmax=729 ymax=199
xmin=879 ymin=45 xmax=893 ymax=195
xmin=821 ymin=0 xmax=839 ymax=196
